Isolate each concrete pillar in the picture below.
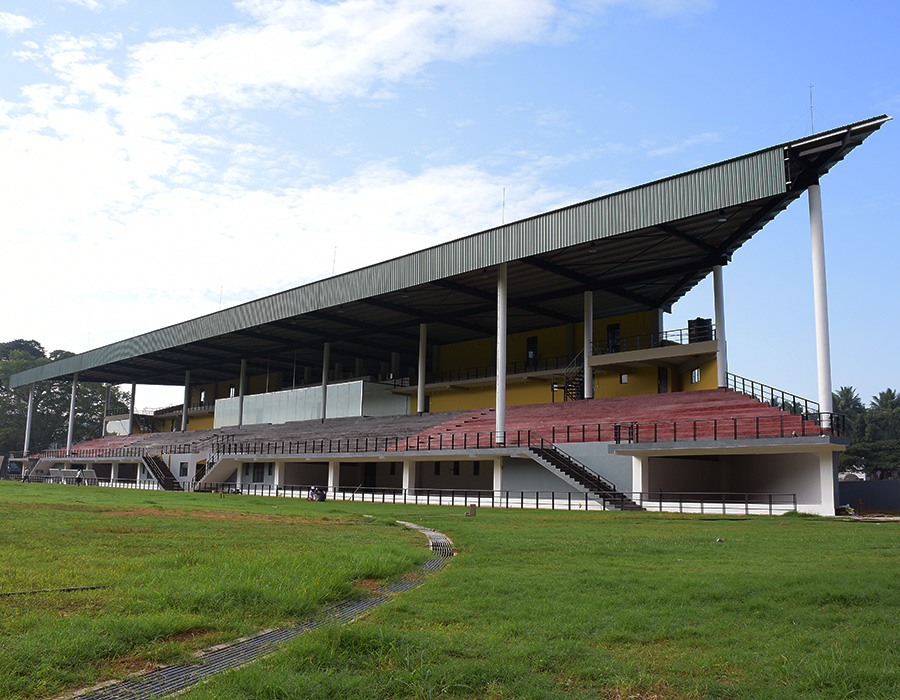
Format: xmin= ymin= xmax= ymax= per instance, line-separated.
xmin=631 ymin=455 xmax=646 ymax=495
xmin=583 ymin=290 xmax=594 ymax=399
xmin=102 ymin=385 xmax=111 ymax=437
xmin=492 ymin=456 xmax=503 ymax=491
xmin=273 ymin=460 xmax=283 ymax=488
xmin=110 ymin=462 xmax=119 ymax=483
xmin=327 ymin=460 xmax=340 ymax=492
xmin=495 ymin=263 xmax=508 ymax=445
xmin=65 ymin=373 xmax=79 ymax=456
xmin=815 ymin=450 xmax=838 ymax=516
xmin=238 ymin=359 xmax=247 ymax=427
xmin=808 ymin=181 xmax=834 ymax=419
xmin=127 ymin=383 xmax=136 ymax=435
xmin=320 ymin=343 xmax=330 ymax=421
xmin=402 ymin=459 xmax=416 ymax=492
xmin=417 ymin=323 xmax=427 ymax=413
xmin=23 ymin=383 xmax=35 ymax=457
xmin=713 ymin=265 xmax=728 ymax=388
xmin=235 ymin=462 xmax=243 ymax=490
xmin=181 ymin=370 xmax=191 ymax=432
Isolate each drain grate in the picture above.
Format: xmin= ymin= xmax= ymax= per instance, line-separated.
xmin=70 ymin=522 xmax=454 ymax=700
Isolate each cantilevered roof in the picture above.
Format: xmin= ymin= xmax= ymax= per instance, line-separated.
xmin=9 ymin=115 xmax=891 ymax=389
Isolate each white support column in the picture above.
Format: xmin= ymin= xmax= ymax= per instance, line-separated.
xmin=327 ymin=460 xmax=340 ymax=493
xmin=495 ymin=263 xmax=508 ymax=445
xmin=23 ymin=383 xmax=35 ymax=457
xmin=814 ymin=449 xmax=838 ymax=516
xmin=273 ymin=460 xmax=283 ymax=488
xmin=127 ymin=383 xmax=136 ymax=435
xmin=583 ymin=290 xmax=594 ymax=399
xmin=110 ymin=462 xmax=119 ymax=483
xmin=492 ymin=456 xmax=503 ymax=492
xmin=320 ymin=343 xmax=330 ymax=421
xmin=402 ymin=459 xmax=416 ymax=492
xmin=102 ymin=385 xmax=111 ymax=437
xmin=66 ymin=373 xmax=79 ymax=456
xmin=808 ymin=181 xmax=834 ymax=418
xmin=631 ymin=455 xmax=645 ymax=494
xmin=181 ymin=370 xmax=191 ymax=432
xmin=235 ymin=462 xmax=243 ymax=490
xmin=417 ymin=323 xmax=427 ymax=413
xmin=238 ymin=359 xmax=247 ymax=427
xmin=713 ymin=265 xmax=728 ymax=388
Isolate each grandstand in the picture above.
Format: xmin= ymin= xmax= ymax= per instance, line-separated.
xmin=8 ymin=116 xmax=891 ymax=514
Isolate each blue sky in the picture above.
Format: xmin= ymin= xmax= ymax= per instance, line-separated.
xmin=2 ymin=0 xmax=897 ymax=411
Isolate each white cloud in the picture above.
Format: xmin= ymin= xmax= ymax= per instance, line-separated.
xmin=57 ymin=0 xmax=128 ymax=11
xmin=646 ymin=131 xmax=721 ymax=156
xmin=0 ymin=12 xmax=37 ymax=35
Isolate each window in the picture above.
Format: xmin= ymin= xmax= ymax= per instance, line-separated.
xmin=691 ymin=367 xmax=701 ymax=384
xmin=179 ymin=462 xmax=188 ymax=477
xmin=619 ymin=373 xmax=628 ymax=384
xmin=434 ymin=463 xmax=440 ymax=476
xmin=267 ymin=464 xmax=273 ymax=477
xmin=473 ymin=462 xmax=480 ymax=476
xmin=452 ymin=461 xmax=460 ymax=476
xmin=389 ymin=464 xmax=396 ymax=476
xmin=253 ymin=463 xmax=265 ymax=483
xmin=229 ymin=385 xmax=236 ymax=398
xmin=243 ymin=464 xmax=250 ymax=476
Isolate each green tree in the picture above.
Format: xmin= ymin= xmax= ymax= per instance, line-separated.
xmin=0 ymin=340 xmax=130 ymax=456
xmin=837 ymin=387 xmax=900 ymax=479
xmin=832 ymin=385 xmax=866 ymax=442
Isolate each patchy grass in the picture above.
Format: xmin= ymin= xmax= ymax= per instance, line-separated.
xmin=2 ymin=482 xmax=899 ymax=699
xmin=180 ymin=507 xmax=900 ymax=700
xmin=0 ymin=482 xmax=428 ymax=699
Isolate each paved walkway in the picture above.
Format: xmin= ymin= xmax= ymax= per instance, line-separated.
xmin=65 ymin=522 xmax=454 ymax=700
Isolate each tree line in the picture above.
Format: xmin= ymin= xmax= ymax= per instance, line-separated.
xmin=833 ymin=386 xmax=900 ymax=479
xmin=0 ymin=339 xmax=131 ymax=456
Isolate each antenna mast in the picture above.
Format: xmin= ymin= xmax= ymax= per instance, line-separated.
xmin=809 ymin=84 xmax=814 ymax=133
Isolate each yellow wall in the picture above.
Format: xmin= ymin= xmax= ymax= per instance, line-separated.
xmin=435 ymin=310 xmax=660 ymax=376
xmin=594 ymin=366 xmax=659 ymax=398
xmin=187 ymin=415 xmax=215 ymax=431
xmin=424 ymin=379 xmax=557 ymax=413
xmin=677 ymin=357 xmax=719 ymax=392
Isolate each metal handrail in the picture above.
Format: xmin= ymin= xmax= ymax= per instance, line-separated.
xmin=593 ymin=325 xmax=717 ymax=356
xmin=727 ymin=373 xmax=819 ymax=415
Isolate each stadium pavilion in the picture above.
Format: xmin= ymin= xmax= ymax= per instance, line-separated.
xmin=8 ymin=115 xmax=891 ymax=515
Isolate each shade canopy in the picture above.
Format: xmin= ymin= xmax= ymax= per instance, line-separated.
xmin=9 ymin=115 xmax=890 ymax=389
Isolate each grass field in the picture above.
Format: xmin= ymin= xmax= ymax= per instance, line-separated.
xmin=1 ymin=482 xmax=898 ymax=699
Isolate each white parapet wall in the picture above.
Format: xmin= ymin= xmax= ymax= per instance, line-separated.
xmin=213 ymin=380 xmax=409 ymax=428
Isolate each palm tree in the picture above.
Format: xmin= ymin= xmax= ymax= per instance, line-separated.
xmin=871 ymin=388 xmax=900 ymax=412
xmin=833 ymin=386 xmax=865 ymax=441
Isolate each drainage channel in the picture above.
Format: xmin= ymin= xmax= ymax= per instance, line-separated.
xmin=68 ymin=522 xmax=454 ymax=700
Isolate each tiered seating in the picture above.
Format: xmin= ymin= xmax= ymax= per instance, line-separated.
xmin=406 ymin=389 xmax=820 ymax=445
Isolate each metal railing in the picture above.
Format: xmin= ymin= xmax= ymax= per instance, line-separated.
xmin=7 ymin=476 xmax=798 ymax=514
xmin=550 ymin=412 xmax=845 ymax=443
xmin=426 ymin=354 xmax=571 ymax=385
xmin=727 ymin=373 xmax=819 ymax=415
xmin=593 ymin=325 xmax=717 ymax=356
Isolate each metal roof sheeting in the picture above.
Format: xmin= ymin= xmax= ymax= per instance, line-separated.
xmin=9 ymin=116 xmax=889 ymax=389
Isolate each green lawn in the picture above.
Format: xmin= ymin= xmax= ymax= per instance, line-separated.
xmin=1 ymin=482 xmax=898 ymax=699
